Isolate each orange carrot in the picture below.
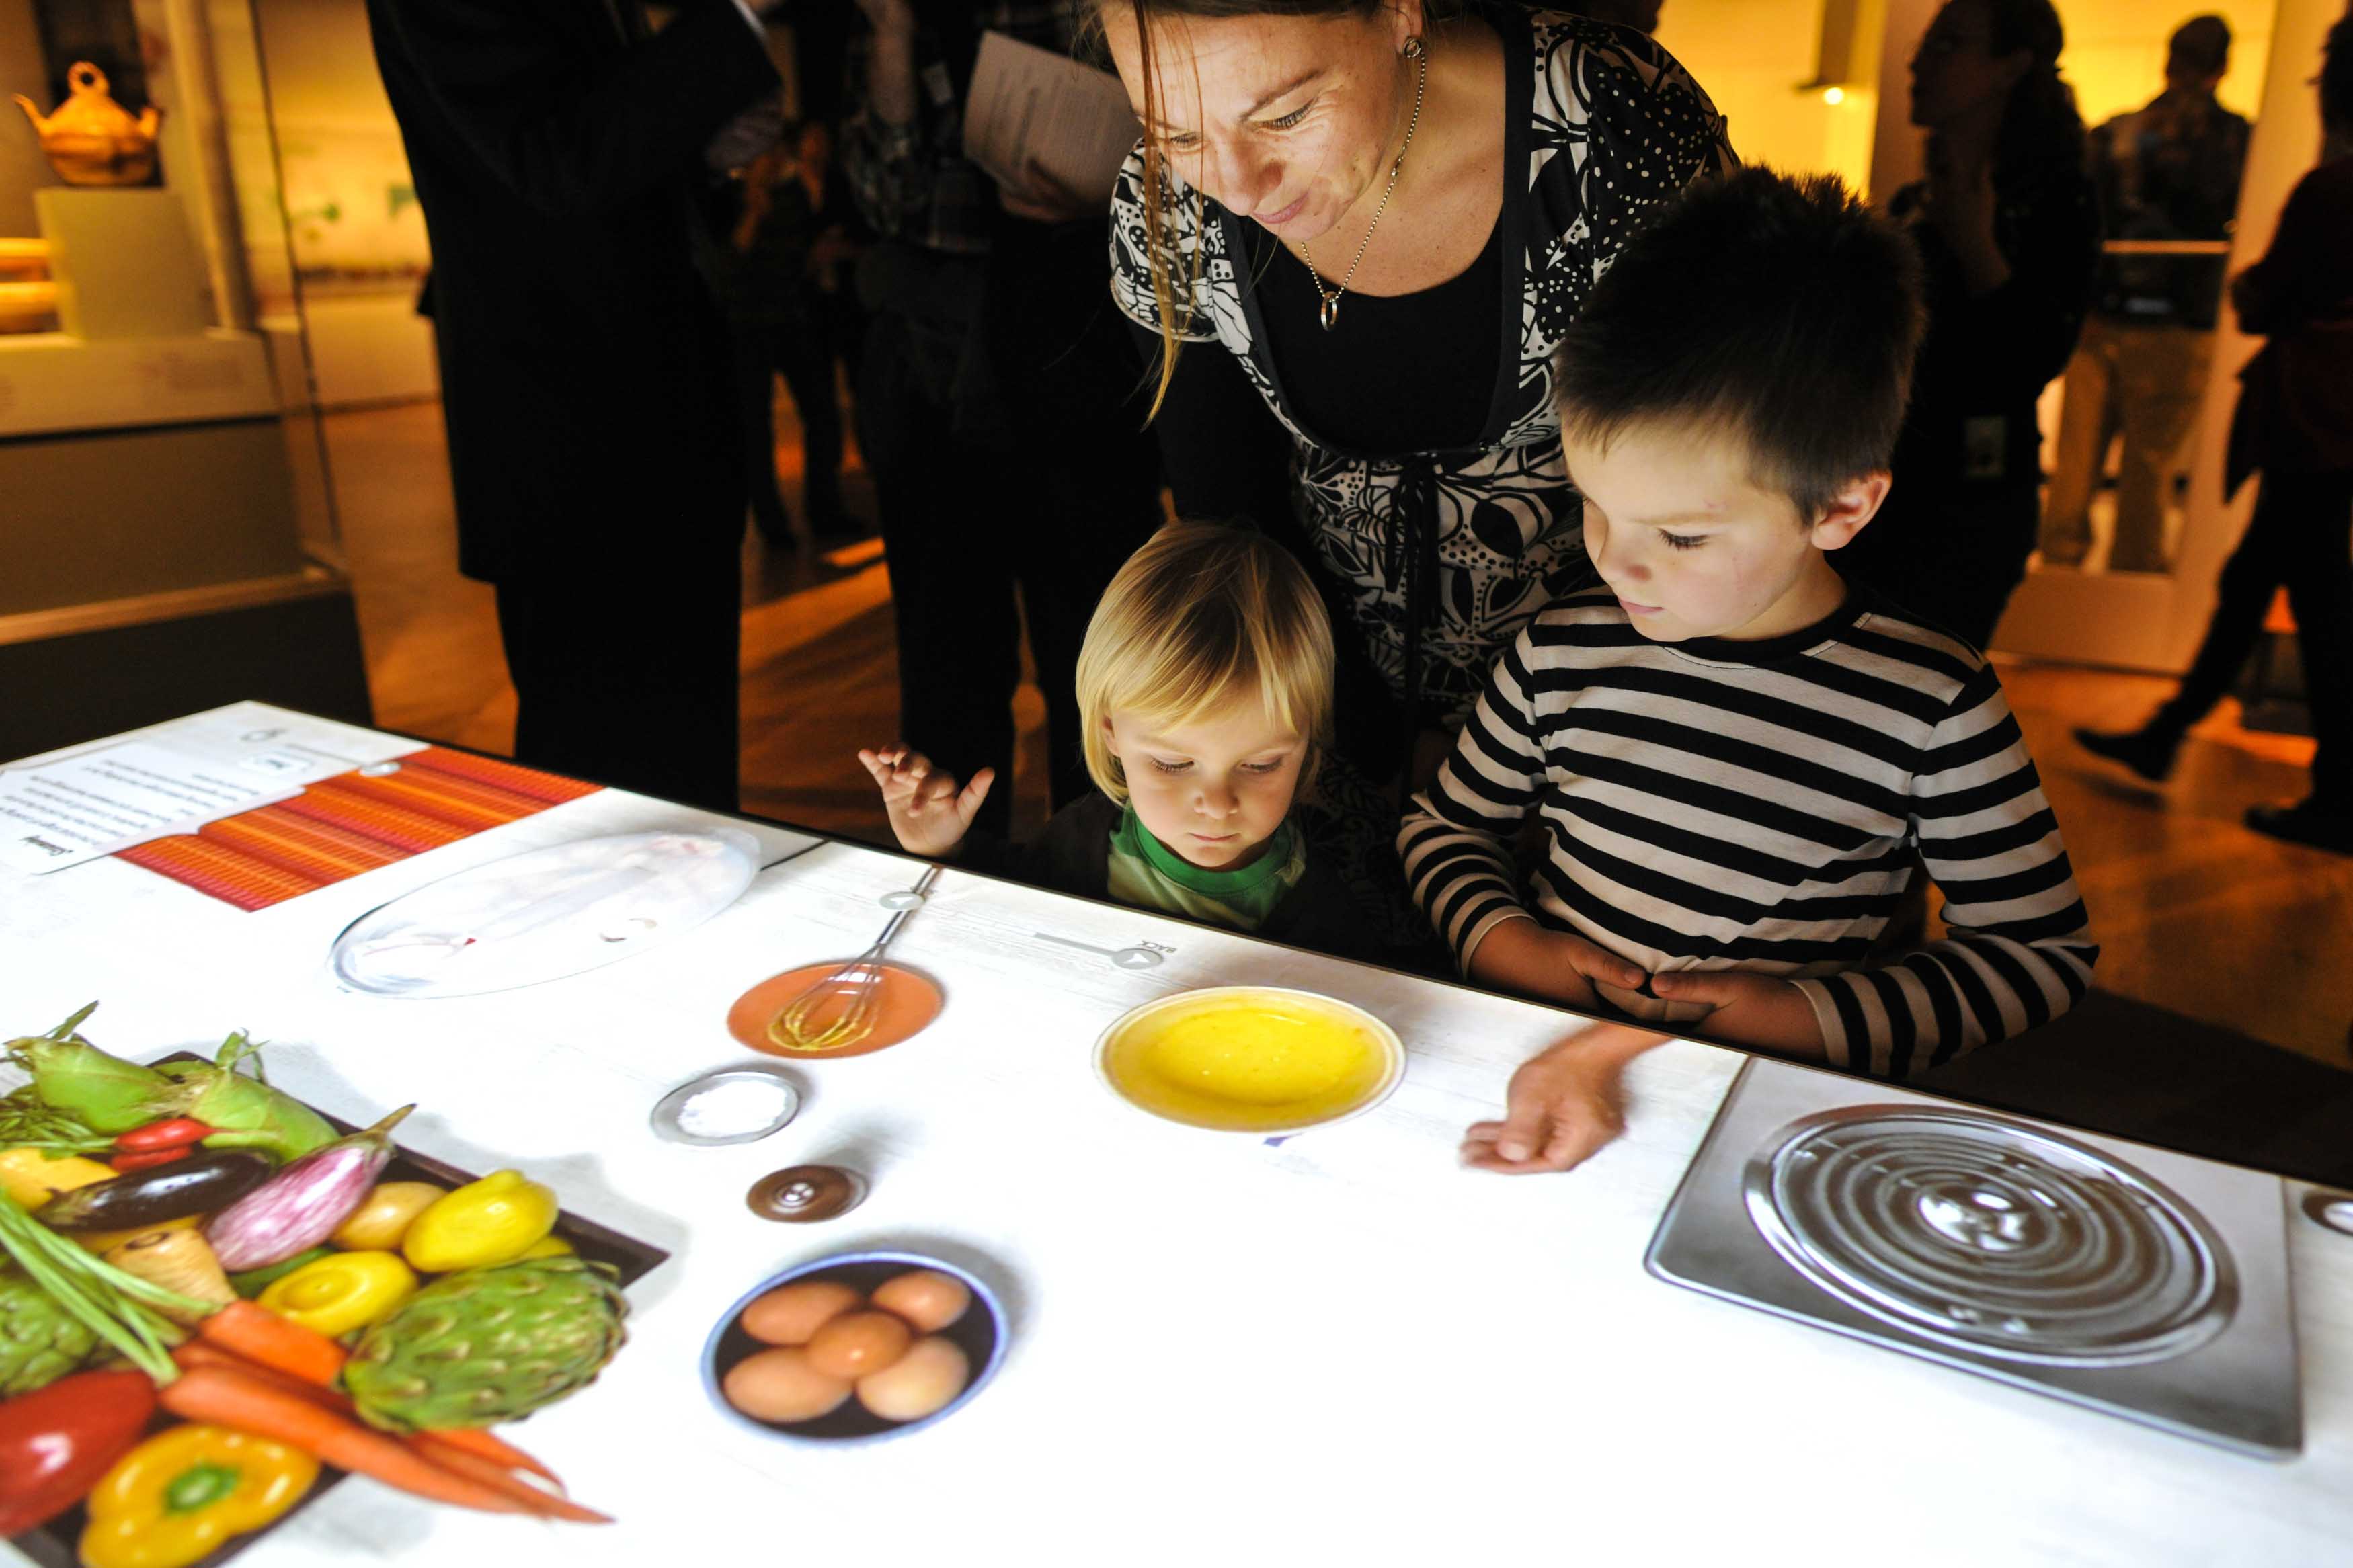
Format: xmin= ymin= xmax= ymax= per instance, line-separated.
xmin=158 ymin=1366 xmax=534 ymax=1516
xmin=408 ymin=1436 xmax=610 ymax=1524
xmin=173 ymin=1339 xmax=340 ymax=1399
xmin=198 ymin=1301 xmax=346 ymax=1385
xmin=171 ymin=1340 xmax=569 ymax=1494
xmin=414 ymin=1425 xmax=564 ymax=1488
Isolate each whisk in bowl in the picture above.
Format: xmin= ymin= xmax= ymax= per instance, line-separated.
xmin=767 ymin=866 xmax=941 ymax=1052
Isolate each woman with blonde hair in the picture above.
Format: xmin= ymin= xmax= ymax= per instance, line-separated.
xmin=1091 ymin=0 xmax=1731 ymax=942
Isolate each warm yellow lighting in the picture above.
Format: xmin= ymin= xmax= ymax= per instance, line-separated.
xmin=1823 ymin=86 xmax=1846 ymax=106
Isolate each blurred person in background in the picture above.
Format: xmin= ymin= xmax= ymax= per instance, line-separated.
xmin=2041 ymin=15 xmax=2249 ymax=575
xmin=701 ymin=118 xmax=868 ymax=550
xmin=843 ymin=0 xmax=1162 ymax=839
xmin=1837 ymin=0 xmax=2100 ymax=648
xmin=2077 ymin=19 xmax=2353 ymax=855
xmin=367 ymin=0 xmax=784 ymax=811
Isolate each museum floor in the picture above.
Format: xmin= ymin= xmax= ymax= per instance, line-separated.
xmin=319 ymin=399 xmax=2353 ymax=1070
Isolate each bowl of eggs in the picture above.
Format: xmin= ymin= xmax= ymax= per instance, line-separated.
xmin=1094 ymin=985 xmax=1405 ymax=1136
xmin=704 ymin=1251 xmax=1006 ymax=1442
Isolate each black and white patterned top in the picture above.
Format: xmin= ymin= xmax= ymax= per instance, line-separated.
xmin=1109 ymin=9 xmax=1734 ymax=733
xmin=1400 ymin=589 xmax=2098 ymax=1077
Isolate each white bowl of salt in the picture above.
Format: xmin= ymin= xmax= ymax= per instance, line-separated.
xmin=651 ymin=1066 xmax=803 ymax=1146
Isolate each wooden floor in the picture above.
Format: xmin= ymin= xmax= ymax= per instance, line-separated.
xmin=323 ymin=401 xmax=2351 ymax=1069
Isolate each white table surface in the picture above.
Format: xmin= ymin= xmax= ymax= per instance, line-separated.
xmin=5 ymin=710 xmax=2349 ymax=1568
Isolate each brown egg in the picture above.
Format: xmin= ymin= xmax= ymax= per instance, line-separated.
xmin=856 ymin=1335 xmax=971 ymax=1423
xmin=722 ymin=1347 xmax=852 ymax=1423
xmin=740 ymin=1279 xmax=863 ymax=1346
xmin=871 ymin=1268 xmax=971 ymax=1333
xmin=804 ymin=1309 xmax=913 ymax=1380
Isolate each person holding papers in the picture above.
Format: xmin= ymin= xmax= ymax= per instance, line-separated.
xmin=843 ymin=0 xmax=1162 ymax=837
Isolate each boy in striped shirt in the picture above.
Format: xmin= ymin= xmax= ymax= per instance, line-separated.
xmin=1400 ymin=169 xmax=2097 ymax=1173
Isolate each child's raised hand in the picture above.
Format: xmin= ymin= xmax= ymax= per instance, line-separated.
xmin=1462 ymin=1023 xmax=1667 ymax=1175
xmin=856 ymin=745 xmax=994 ymax=859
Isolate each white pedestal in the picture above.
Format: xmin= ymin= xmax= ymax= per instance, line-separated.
xmin=0 ymin=329 xmax=276 ymax=437
xmin=35 ymin=187 xmax=209 ymax=339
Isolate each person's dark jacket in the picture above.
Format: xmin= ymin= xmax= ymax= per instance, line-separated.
xmin=2225 ymin=155 xmax=2353 ymax=496
xmin=2088 ymin=97 xmax=2249 ymax=330
xmin=1886 ymin=159 xmax=2104 ymax=495
xmin=366 ymin=0 xmax=779 ymax=582
xmin=959 ymin=794 xmax=1378 ymax=962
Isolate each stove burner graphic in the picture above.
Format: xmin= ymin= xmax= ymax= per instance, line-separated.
xmin=1743 ymin=1108 xmax=2238 ymax=1367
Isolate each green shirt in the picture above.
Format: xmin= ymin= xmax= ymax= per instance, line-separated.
xmin=1105 ymin=804 xmax=1306 ymax=934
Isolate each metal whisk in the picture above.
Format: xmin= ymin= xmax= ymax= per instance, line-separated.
xmin=766 ymin=866 xmax=941 ymax=1052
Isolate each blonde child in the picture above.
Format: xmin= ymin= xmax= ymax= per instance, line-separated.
xmin=860 ymin=524 xmax=1367 ymax=954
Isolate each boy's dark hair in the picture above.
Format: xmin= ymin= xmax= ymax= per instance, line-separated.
xmin=1550 ymin=167 xmax=1926 ymax=524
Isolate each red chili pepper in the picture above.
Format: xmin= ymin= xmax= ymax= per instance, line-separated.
xmin=0 ymin=1368 xmax=157 ymax=1534
xmin=110 ymin=1145 xmax=198 ymax=1173
xmin=114 ymin=1117 xmax=216 ymax=1153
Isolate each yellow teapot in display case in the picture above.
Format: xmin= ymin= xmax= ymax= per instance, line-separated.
xmin=13 ymin=63 xmax=162 ymax=187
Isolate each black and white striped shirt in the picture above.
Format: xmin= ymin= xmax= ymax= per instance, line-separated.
xmin=1399 ymin=589 xmax=2097 ymax=1079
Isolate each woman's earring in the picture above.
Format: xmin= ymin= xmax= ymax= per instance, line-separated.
xmin=1402 ymin=35 xmax=1425 ymax=59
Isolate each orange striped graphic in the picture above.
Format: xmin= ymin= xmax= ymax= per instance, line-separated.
xmin=200 ymin=808 xmax=408 ymax=882
xmin=114 ymin=747 xmax=600 ymax=911
xmin=304 ymin=772 xmax=536 ymax=833
xmin=276 ymin=789 xmax=475 ymax=854
xmin=404 ymin=749 xmax=602 ymax=806
xmin=117 ymin=835 xmax=327 ymax=911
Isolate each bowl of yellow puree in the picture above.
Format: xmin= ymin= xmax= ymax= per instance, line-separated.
xmin=1094 ymin=986 xmax=1405 ymax=1135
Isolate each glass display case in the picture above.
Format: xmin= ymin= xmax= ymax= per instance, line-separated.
xmin=0 ymin=0 xmax=371 ymax=759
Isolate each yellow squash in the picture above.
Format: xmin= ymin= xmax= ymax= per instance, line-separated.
xmin=400 ymin=1169 xmax=559 ymax=1272
xmin=257 ymin=1249 xmax=417 ymax=1337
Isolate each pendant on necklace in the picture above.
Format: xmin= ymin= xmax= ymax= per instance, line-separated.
xmin=1319 ymin=295 xmax=1341 ymax=331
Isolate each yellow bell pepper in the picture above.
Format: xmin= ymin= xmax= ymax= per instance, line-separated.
xmin=0 ymin=1147 xmax=114 ymax=1210
xmin=517 ymin=1234 xmax=574 ymax=1259
xmin=401 ymin=1169 xmax=558 ymax=1272
xmin=256 ymin=1250 xmax=417 ymax=1337
xmin=79 ymin=1423 xmax=317 ymax=1568
xmin=0 ymin=1148 xmax=190 ymax=1253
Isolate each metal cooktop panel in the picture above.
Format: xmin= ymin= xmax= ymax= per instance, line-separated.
xmin=1648 ymin=1059 xmax=2301 ymax=1460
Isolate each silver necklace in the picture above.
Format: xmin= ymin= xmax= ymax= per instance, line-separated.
xmin=1298 ymin=36 xmax=1427 ymax=331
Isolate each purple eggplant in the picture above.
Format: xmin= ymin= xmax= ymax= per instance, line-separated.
xmin=204 ymin=1105 xmax=413 ymax=1271
xmin=35 ymin=1149 xmax=276 ymax=1232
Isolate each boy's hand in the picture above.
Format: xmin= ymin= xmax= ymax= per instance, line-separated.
xmin=1649 ymin=971 xmax=1825 ymax=1057
xmin=1463 ymin=1023 xmax=1667 ymax=1175
xmin=856 ymin=745 xmax=993 ymax=859
xmin=1465 ymin=915 xmax=1649 ymax=1013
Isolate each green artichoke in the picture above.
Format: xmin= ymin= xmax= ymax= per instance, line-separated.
xmin=342 ymin=1256 xmax=627 ymax=1431
xmin=0 ymin=1262 xmax=101 ymax=1397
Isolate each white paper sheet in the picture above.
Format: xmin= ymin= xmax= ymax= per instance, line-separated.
xmin=961 ymin=31 xmax=1142 ymax=206
xmin=0 ymin=706 xmax=415 ymax=874
xmin=0 ymin=742 xmax=296 ymax=872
